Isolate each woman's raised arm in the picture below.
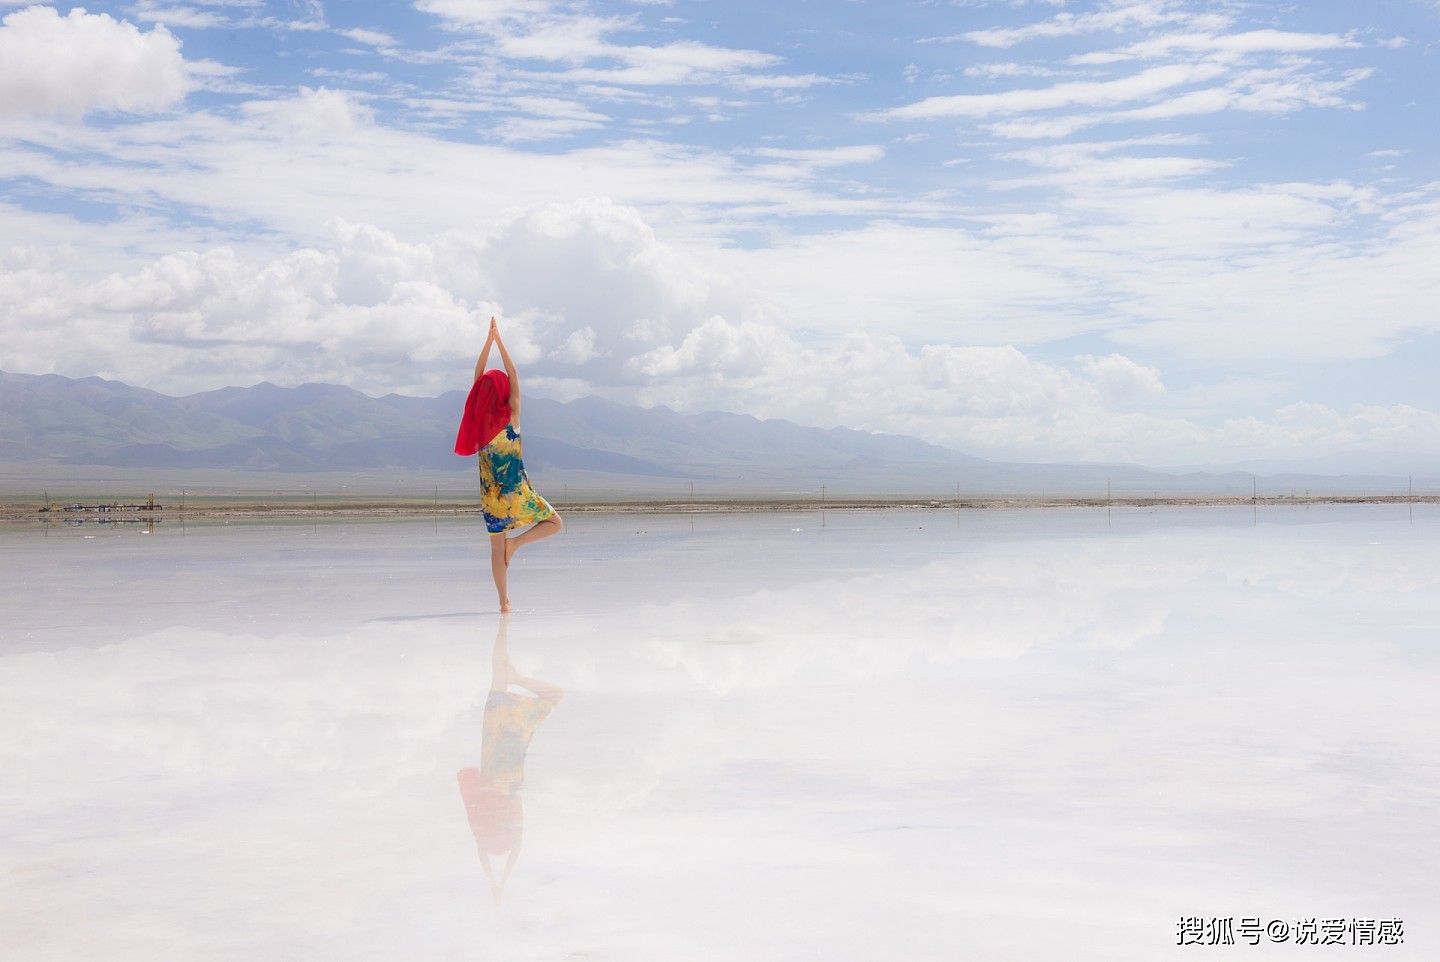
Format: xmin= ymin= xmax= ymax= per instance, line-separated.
xmin=491 ymin=318 xmax=521 ymax=421
xmin=472 ymin=319 xmax=496 ymax=383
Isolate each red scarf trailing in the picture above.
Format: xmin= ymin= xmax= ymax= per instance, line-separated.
xmin=454 ymin=369 xmax=512 ymax=456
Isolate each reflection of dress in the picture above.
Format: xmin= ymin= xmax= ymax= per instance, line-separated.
xmin=457 ymin=690 xmax=558 ymax=862
xmin=479 ymin=425 xmax=554 ymax=534
xmin=479 ymin=691 xmax=557 ymax=792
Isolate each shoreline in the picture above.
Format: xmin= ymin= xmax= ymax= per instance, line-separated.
xmin=3 ymin=493 xmax=1437 ymax=524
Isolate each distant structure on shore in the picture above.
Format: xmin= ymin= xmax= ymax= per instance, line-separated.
xmin=39 ymin=493 xmax=166 ymax=523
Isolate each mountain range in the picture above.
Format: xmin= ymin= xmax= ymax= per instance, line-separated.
xmin=0 ymin=370 xmax=1426 ymax=497
xmin=1 ymin=369 xmax=982 ymax=483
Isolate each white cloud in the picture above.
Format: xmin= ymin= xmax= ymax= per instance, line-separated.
xmin=0 ymin=199 xmax=1187 ymax=460
xmin=507 ymin=95 xmax=609 ymax=121
xmin=990 ymin=136 xmax=1226 ymax=187
xmin=0 ymin=2 xmax=1435 ymax=467
xmin=994 ymin=150 xmax=1225 ymax=184
xmin=418 ymin=0 xmax=812 ymax=92
xmin=1071 ymin=28 xmax=1362 ymax=65
xmin=623 ymin=328 xmax=1199 ymax=463
xmin=715 ymin=221 xmax=1096 ymax=346
xmin=749 ymin=145 xmax=885 ymax=167
xmin=1222 ymin=403 xmax=1440 ymax=459
xmin=1225 ymin=66 xmax=1372 ymax=114
xmin=492 ymin=12 xmax=622 ymax=62
xmin=461 ymin=199 xmax=748 ymax=364
xmin=0 ymin=200 xmax=729 ymax=394
xmin=975 ymin=62 xmax=1372 ymax=140
xmin=0 ymin=95 xmax=934 ymax=263
xmin=492 ymin=96 xmax=610 ymax=141
xmin=630 ymin=314 xmax=775 ymax=377
xmin=1079 ymin=354 xmax=1166 ymax=399
xmin=131 ymin=2 xmax=233 ymax=30
xmin=242 ymin=85 xmax=375 ymax=131
xmin=35 ymin=232 xmax=490 ymax=391
xmin=0 ymin=6 xmax=190 ymax=119
xmin=6 ymin=194 xmax=1440 ymax=464
xmin=869 ymin=62 xmax=1227 ymax=121
xmin=492 ymin=115 xmax=606 ymax=141
xmin=963 ymin=62 xmax=1064 ymax=79
xmin=962 ymin=1 xmax=1201 ymax=48
xmin=415 ymin=0 xmax=552 ymax=28
xmin=552 ymin=325 xmax=601 ymax=363
xmin=553 ymin=41 xmax=781 ymax=87
xmin=729 ymin=72 xmax=836 ymax=91
xmin=339 ymin=27 xmax=398 ymax=48
xmin=882 ymin=9 xmax=1373 ymax=143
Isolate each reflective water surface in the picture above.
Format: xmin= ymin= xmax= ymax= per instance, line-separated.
xmin=2 ymin=506 xmax=1437 ymax=960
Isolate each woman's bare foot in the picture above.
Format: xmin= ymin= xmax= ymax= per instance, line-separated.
xmin=499 ymin=597 xmax=511 ymax=613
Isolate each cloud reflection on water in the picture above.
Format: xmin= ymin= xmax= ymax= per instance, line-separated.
xmin=0 ymin=508 xmax=1436 ymax=959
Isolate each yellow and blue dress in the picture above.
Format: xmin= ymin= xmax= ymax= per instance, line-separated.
xmin=479 ymin=423 xmax=555 ymax=534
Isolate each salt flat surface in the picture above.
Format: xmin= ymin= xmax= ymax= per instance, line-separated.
xmin=2 ymin=506 xmax=1437 ymax=960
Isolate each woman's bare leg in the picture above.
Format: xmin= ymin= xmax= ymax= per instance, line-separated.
xmin=504 ymin=512 xmax=563 ymax=566
xmin=489 ymin=533 xmax=510 ymax=612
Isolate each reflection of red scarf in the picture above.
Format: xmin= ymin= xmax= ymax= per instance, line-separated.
xmin=454 ymin=370 xmax=512 ymax=456
xmin=457 ymin=767 xmax=521 ymax=855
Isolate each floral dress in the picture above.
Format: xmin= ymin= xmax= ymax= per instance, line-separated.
xmin=479 ymin=424 xmax=555 ymax=534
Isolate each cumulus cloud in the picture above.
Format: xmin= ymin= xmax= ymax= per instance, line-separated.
xmin=2 ymin=232 xmax=481 ymax=394
xmin=7 ymin=192 xmax=1440 ymax=463
xmin=1078 ymin=354 xmax=1166 ymax=399
xmin=242 ymin=85 xmax=375 ymax=131
xmin=552 ymin=325 xmax=601 ymax=363
xmin=1221 ymin=403 xmax=1440 ymax=459
xmin=0 ymin=5 xmax=190 ymax=119
xmin=0 ymin=0 xmax=1433 ymax=471
xmin=713 ymin=221 xmax=1096 ymax=346
xmin=0 ymin=198 xmax=1185 ymax=460
xmin=0 ymin=201 xmax=732 ymax=393
xmin=629 ymin=315 xmax=776 ymax=378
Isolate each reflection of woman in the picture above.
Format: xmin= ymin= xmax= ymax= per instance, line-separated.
xmin=455 ymin=317 xmax=563 ymax=612
xmin=456 ymin=615 xmax=563 ymax=907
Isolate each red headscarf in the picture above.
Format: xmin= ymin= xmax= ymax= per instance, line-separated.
xmin=454 ymin=369 xmax=512 ymax=456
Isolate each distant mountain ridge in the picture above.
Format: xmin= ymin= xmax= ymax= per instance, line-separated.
xmin=0 ymin=370 xmax=985 ymax=481
xmin=5 ymin=371 xmax=1425 ymax=497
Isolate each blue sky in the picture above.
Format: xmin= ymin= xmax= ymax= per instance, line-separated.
xmin=1 ymin=0 xmax=1438 ymax=467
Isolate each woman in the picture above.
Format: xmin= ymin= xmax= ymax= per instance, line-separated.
xmin=455 ymin=317 xmax=562 ymax=612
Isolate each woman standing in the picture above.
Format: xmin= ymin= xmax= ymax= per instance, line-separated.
xmin=455 ymin=317 xmax=563 ymax=612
